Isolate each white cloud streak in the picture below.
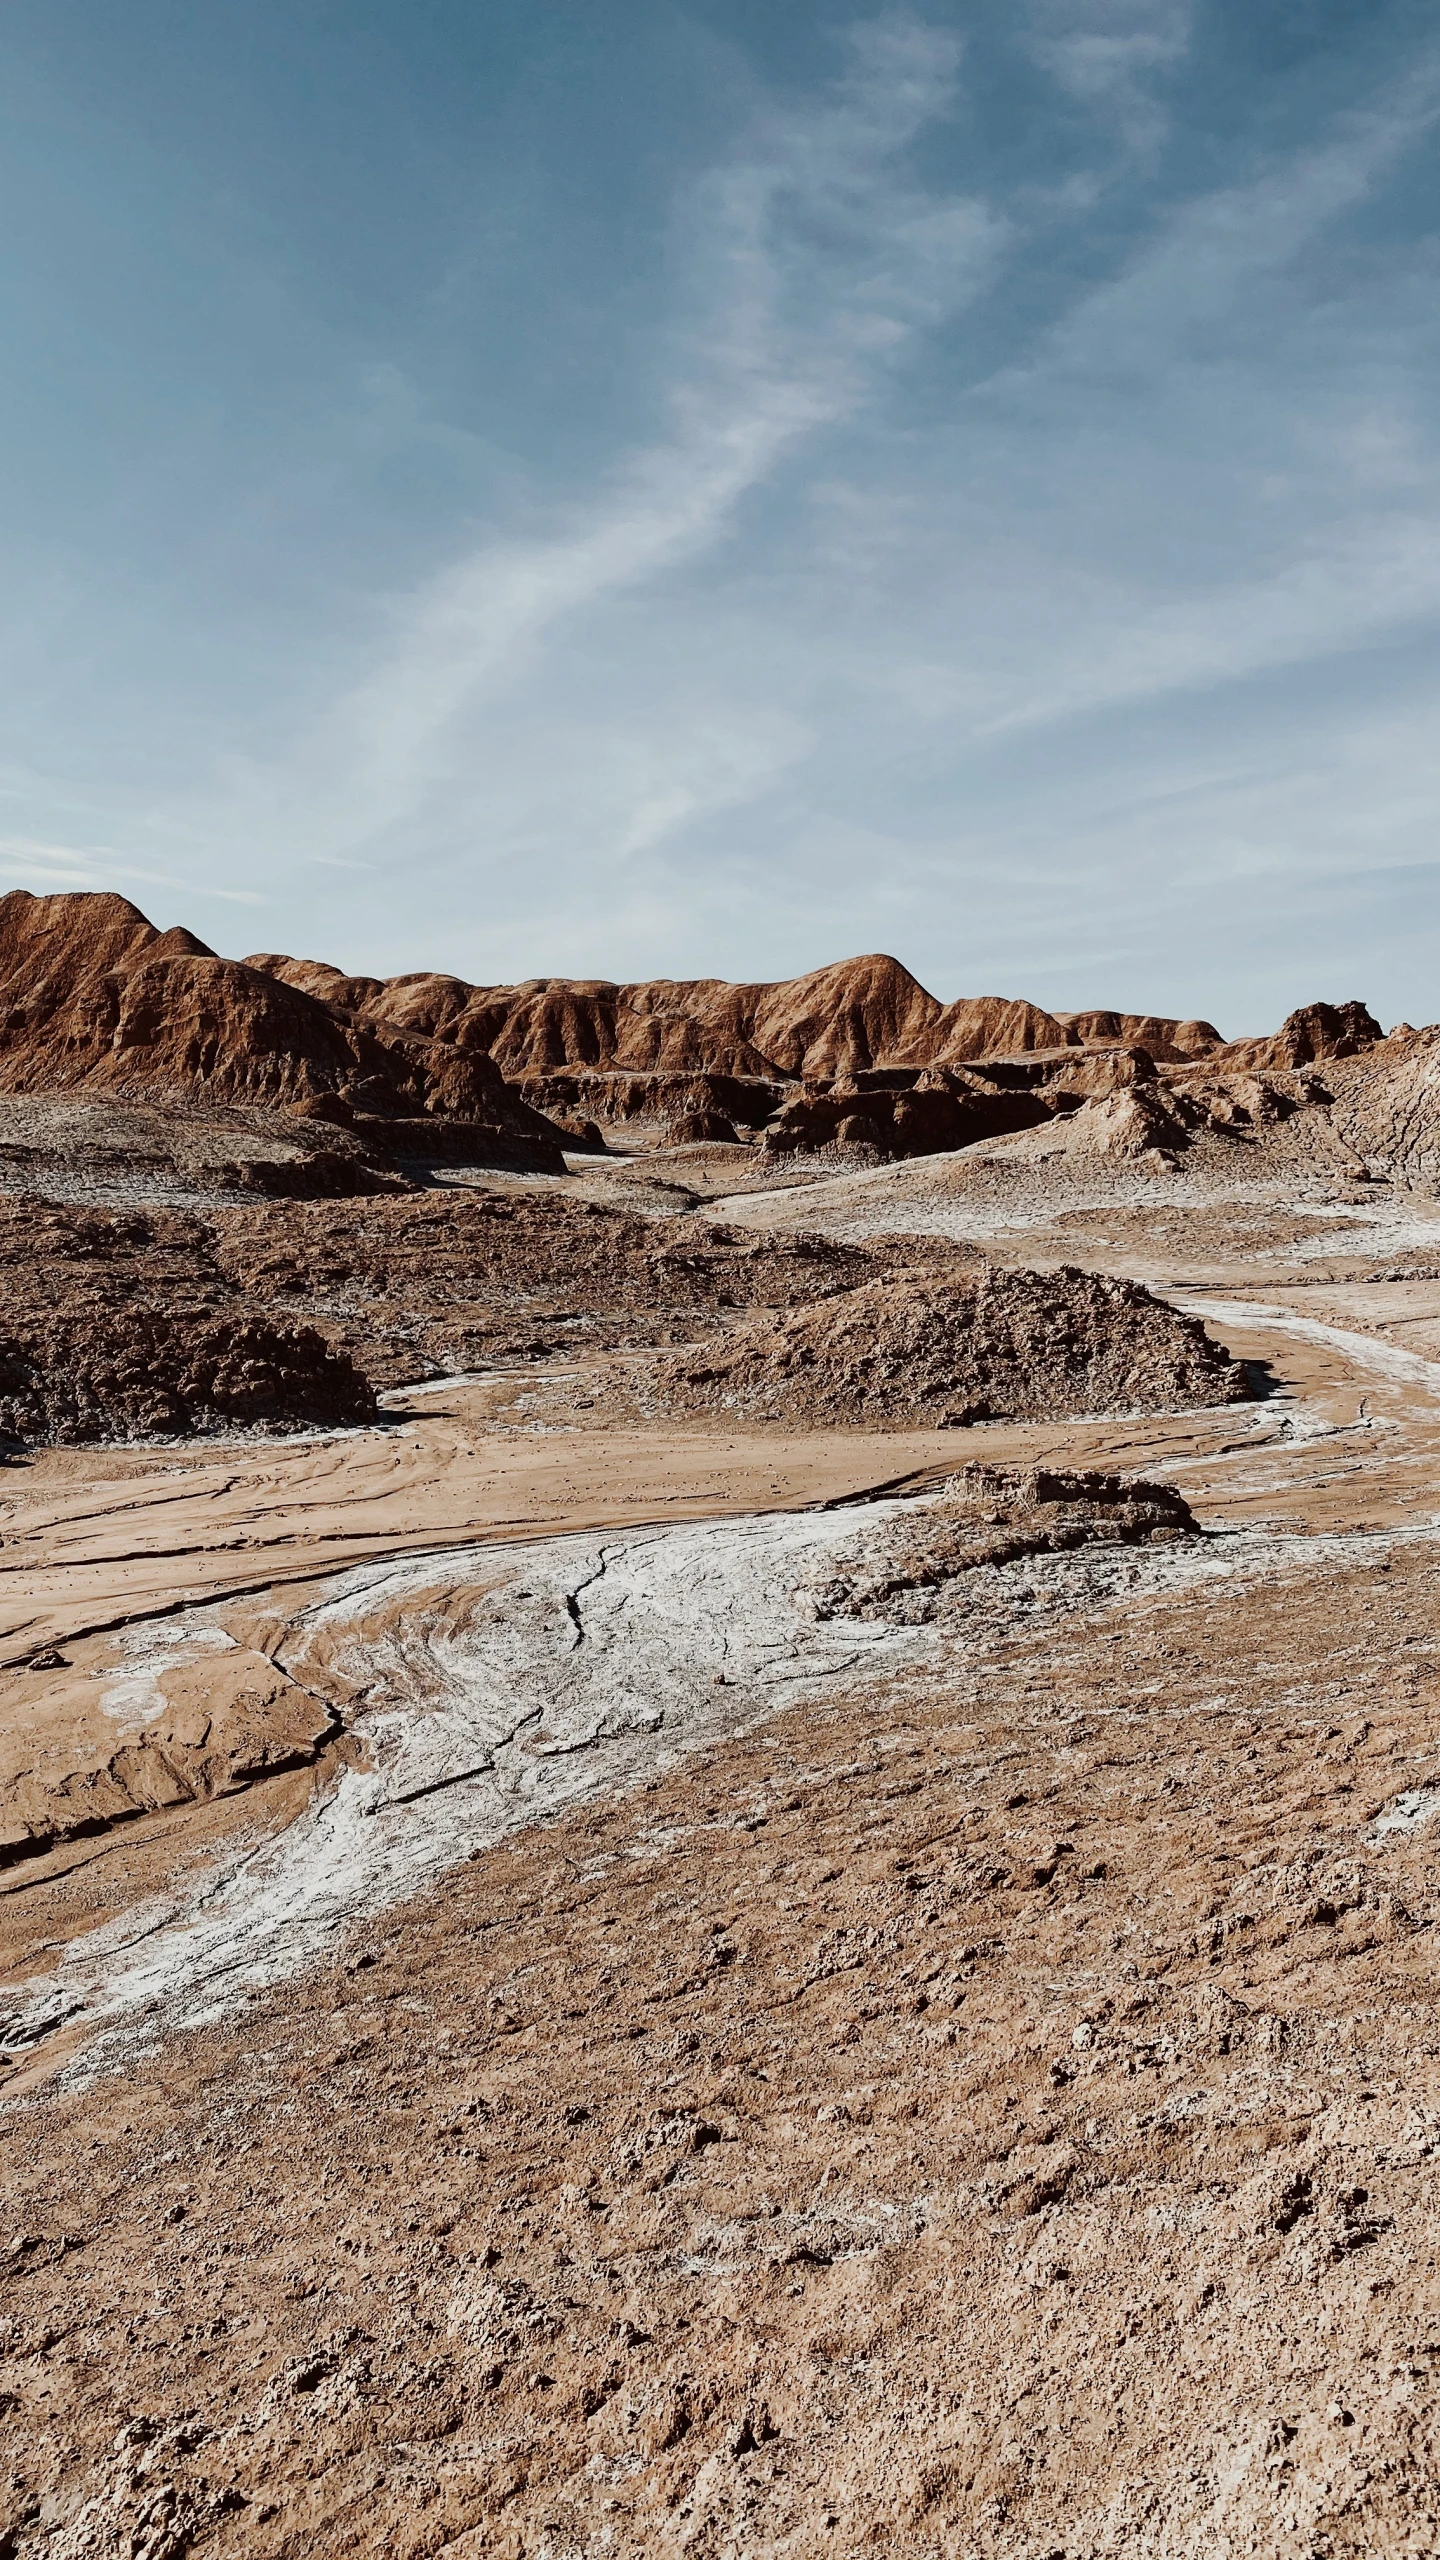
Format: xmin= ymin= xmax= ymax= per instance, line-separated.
xmin=1026 ymin=0 xmax=1191 ymax=151
xmin=317 ymin=16 xmax=1002 ymax=854
xmin=0 ymin=837 xmax=264 ymax=904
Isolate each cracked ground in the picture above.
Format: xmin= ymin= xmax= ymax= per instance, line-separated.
xmin=9 ymin=1157 xmax=1440 ymax=2554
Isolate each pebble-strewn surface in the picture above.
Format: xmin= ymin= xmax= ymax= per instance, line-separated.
xmin=6 ymin=1532 xmax=1440 ymax=2556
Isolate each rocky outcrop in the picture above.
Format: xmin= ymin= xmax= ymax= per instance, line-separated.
xmin=1213 ymin=1000 xmax=1384 ymax=1073
xmin=1318 ymin=1027 xmax=1440 ymax=1185
xmin=812 ymin=1465 xmax=1201 ymax=1622
xmin=0 ymin=1188 xmax=987 ymax=1441
xmin=1055 ymin=1010 xmax=1222 ymax=1060
xmin=513 ymin=1069 xmax=783 ymax=1135
xmin=0 ymin=1649 xmax=339 ymax=1866
xmin=0 ymin=894 xmax=566 ymax=1167
xmin=652 ymin=1263 xmax=1247 ymax=1428
xmin=760 ymin=1070 xmax=1060 ymax=1159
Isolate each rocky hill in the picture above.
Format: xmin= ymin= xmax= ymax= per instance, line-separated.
xmin=247 ymin=936 xmax=1390 ymax=1156
xmin=0 ymin=892 xmax=566 ymax=1169
xmin=0 ymin=892 xmax=1400 ymax=1170
xmin=247 ymin=944 xmax=1227 ymax=1083
xmin=650 ymin=1263 xmax=1247 ymax=1427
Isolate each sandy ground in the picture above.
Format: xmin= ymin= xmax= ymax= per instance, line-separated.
xmin=10 ymin=1152 xmax=1440 ymax=2553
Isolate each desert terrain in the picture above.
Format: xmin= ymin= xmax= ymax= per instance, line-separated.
xmin=5 ymin=893 xmax=1440 ymax=2554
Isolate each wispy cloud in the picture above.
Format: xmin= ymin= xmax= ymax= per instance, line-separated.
xmin=0 ymin=836 xmax=264 ymax=904
xmin=863 ymin=52 xmax=1440 ymax=743
xmin=317 ymin=16 xmax=1001 ymax=854
xmin=1030 ymin=47 xmax=1440 ymax=369
xmin=1025 ymin=0 xmax=1191 ymax=152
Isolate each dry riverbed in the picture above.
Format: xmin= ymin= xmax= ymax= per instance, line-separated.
xmin=9 ymin=1158 xmax=1440 ymax=2555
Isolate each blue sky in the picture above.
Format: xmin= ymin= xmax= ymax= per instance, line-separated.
xmin=2 ymin=1 xmax=1439 ymax=1030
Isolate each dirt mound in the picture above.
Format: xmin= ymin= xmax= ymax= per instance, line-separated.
xmin=653 ymin=1263 xmax=1246 ymax=1426
xmin=0 ymin=1190 xmax=986 ymax=1440
xmin=0 ymin=1186 xmax=379 ymax=1445
xmin=215 ymin=1194 xmax=983 ymax=1382
xmin=813 ymin=1465 xmax=1200 ymax=1621
xmin=963 ymin=1064 xmax=1329 ymax=1174
xmin=0 ymin=1312 xmax=374 ymax=1446
xmin=0 ymin=1197 xmax=386 ymax=1438
xmin=0 ymin=1092 xmax=410 ymax=1205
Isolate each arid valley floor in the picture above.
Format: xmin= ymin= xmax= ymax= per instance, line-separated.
xmin=6 ymin=896 xmax=1440 ymax=2555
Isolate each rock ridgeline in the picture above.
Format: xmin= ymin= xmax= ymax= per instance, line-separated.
xmin=247 ymin=949 xmax=1226 ymax=1080
xmin=243 ymin=939 xmax=1391 ymax=1160
xmin=0 ymin=890 xmax=1399 ymax=1167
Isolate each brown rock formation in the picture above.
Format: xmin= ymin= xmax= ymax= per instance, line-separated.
xmin=0 ymin=895 xmax=1399 ymax=1178
xmin=0 ymin=1187 xmax=984 ymax=1440
xmin=248 ymin=941 xmax=1390 ymax=1166
xmin=812 ymin=1464 xmax=1200 ymax=1621
xmin=0 ymin=894 xmax=565 ymax=1166
xmin=253 ymin=948 xmax=1077 ymax=1085
xmin=1316 ymin=1025 xmax=1440 ymax=1185
xmin=1056 ymin=1009 xmax=1223 ymax=1060
xmin=760 ymin=1069 xmax=1058 ymax=1159
xmin=1213 ymin=999 xmax=1384 ymax=1073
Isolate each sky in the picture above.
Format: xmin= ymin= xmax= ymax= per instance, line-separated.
xmin=1 ymin=1 xmax=1439 ymax=1031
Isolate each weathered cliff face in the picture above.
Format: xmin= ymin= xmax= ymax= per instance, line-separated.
xmin=251 ymin=946 xmax=1382 ymax=1101
xmin=0 ymin=894 xmax=566 ymax=1166
xmin=1316 ymin=1025 xmax=1440 ymax=1184
xmin=250 ymin=950 xmax=1142 ymax=1082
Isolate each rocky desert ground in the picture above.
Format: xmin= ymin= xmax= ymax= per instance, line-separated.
xmin=6 ymin=891 xmax=1440 ymax=2555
